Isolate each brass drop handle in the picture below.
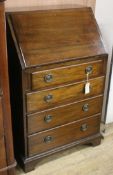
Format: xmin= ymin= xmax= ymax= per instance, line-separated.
xmin=44 ymin=136 xmax=53 ymax=143
xmin=82 ymin=104 xmax=89 ymax=112
xmin=44 ymin=74 xmax=53 ymax=83
xmin=85 ymin=65 xmax=93 ymax=74
xmin=44 ymin=94 xmax=53 ymax=102
xmin=80 ymin=124 xmax=88 ymax=132
xmin=44 ymin=115 xmax=53 ymax=123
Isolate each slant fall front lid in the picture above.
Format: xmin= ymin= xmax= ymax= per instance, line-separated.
xmin=8 ymin=7 xmax=106 ymax=68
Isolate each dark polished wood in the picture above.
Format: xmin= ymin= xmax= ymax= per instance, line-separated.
xmin=0 ymin=97 xmax=4 ymax=137
xmin=0 ymin=2 xmax=16 ymax=175
xmin=28 ymin=115 xmax=101 ymax=156
xmin=0 ymin=97 xmax=7 ymax=174
xmin=27 ymin=77 xmax=105 ymax=113
xmin=8 ymin=8 xmax=106 ymax=68
xmin=6 ymin=7 xmax=108 ymax=173
xmin=27 ymin=96 xmax=103 ymax=134
xmin=31 ymin=59 xmax=105 ymax=90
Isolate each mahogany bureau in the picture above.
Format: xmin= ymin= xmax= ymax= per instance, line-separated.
xmin=0 ymin=1 xmax=16 ymax=175
xmin=6 ymin=7 xmax=108 ymax=173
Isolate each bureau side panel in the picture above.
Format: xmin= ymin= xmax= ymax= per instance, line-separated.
xmin=0 ymin=2 xmax=15 ymax=174
xmin=6 ymin=19 xmax=27 ymax=158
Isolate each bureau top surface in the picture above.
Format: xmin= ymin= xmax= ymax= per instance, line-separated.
xmin=7 ymin=7 xmax=106 ymax=68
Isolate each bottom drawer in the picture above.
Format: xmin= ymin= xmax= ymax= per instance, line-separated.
xmin=28 ymin=115 xmax=100 ymax=156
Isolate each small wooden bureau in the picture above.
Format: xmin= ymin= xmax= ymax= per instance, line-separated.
xmin=6 ymin=7 xmax=108 ymax=173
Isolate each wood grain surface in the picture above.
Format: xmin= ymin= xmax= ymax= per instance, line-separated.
xmin=8 ymin=7 xmax=106 ymax=68
xmin=27 ymin=96 xmax=103 ymax=134
xmin=0 ymin=97 xmax=4 ymax=138
xmin=0 ymin=2 xmax=16 ymax=174
xmin=28 ymin=115 xmax=100 ymax=156
xmin=0 ymin=97 xmax=7 ymax=173
xmin=26 ymin=77 xmax=105 ymax=113
xmin=31 ymin=60 xmax=105 ymax=90
xmin=6 ymin=7 xmax=107 ymax=173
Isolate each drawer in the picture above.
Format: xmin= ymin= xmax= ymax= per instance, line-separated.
xmin=27 ymin=96 xmax=103 ymax=134
xmin=26 ymin=77 xmax=105 ymax=113
xmin=28 ymin=115 xmax=100 ymax=156
xmin=31 ymin=60 xmax=105 ymax=90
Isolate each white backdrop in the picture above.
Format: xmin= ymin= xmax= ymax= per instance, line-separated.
xmin=5 ymin=0 xmax=95 ymax=11
xmin=95 ymin=0 xmax=113 ymax=123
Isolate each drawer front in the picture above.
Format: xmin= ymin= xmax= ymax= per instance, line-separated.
xmin=27 ymin=96 xmax=103 ymax=134
xmin=26 ymin=77 xmax=105 ymax=113
xmin=31 ymin=60 xmax=105 ymax=90
xmin=28 ymin=115 xmax=100 ymax=156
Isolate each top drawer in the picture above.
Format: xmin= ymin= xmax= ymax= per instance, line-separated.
xmin=31 ymin=60 xmax=105 ymax=90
